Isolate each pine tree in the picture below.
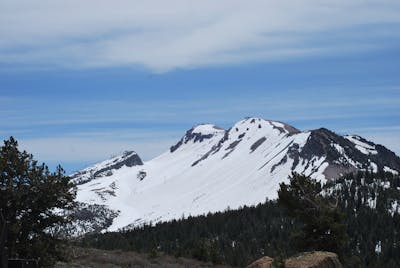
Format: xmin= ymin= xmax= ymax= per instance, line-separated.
xmin=277 ymin=173 xmax=348 ymax=254
xmin=0 ymin=137 xmax=76 ymax=267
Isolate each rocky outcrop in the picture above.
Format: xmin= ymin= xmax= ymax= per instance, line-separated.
xmin=92 ymin=151 xmax=143 ymax=175
xmin=246 ymin=256 xmax=274 ymax=268
xmin=170 ymin=125 xmax=225 ymax=153
xmin=71 ymin=151 xmax=143 ymax=185
xmin=247 ymin=251 xmax=342 ymax=268
xmin=285 ymin=251 xmax=342 ymax=268
xmin=300 ymin=129 xmax=400 ymax=178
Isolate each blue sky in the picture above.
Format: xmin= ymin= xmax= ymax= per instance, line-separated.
xmin=0 ymin=1 xmax=399 ymax=173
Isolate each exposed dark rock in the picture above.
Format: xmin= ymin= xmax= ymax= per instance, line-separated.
xmin=298 ymin=128 xmax=351 ymax=162
xmin=258 ymin=126 xmax=399 ymax=177
xmin=170 ymin=126 xmax=224 ymax=153
xmin=137 ymin=170 xmax=147 ymax=181
xmin=287 ymin=142 xmax=301 ymax=170
xmin=293 ymin=128 xmax=400 ymax=179
xmin=71 ymin=151 xmax=143 ymax=185
xmin=170 ymin=129 xmax=213 ymax=152
xmin=281 ymin=122 xmax=301 ymax=135
xmin=222 ymin=139 xmax=242 ymax=159
xmin=268 ymin=120 xmax=300 ymax=135
xmin=93 ymin=152 xmax=142 ymax=177
xmin=169 ymin=138 xmax=184 ymax=153
xmin=192 ymin=131 xmax=230 ymax=166
xmin=114 ymin=151 xmax=142 ymax=167
xmin=250 ymin=137 xmax=267 ymax=152
xmin=226 ymin=140 xmax=241 ymax=151
xmin=374 ymin=144 xmax=400 ymax=171
xmin=270 ymin=155 xmax=288 ymax=172
xmin=259 ymin=140 xmax=295 ymax=170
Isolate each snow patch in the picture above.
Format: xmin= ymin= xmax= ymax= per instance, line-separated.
xmin=192 ymin=124 xmax=224 ymax=135
xmin=369 ymin=162 xmax=378 ymax=173
xmin=345 ymin=135 xmax=377 ymax=155
xmin=384 ymin=166 xmax=399 ymax=175
xmin=375 ymin=241 xmax=382 ymax=254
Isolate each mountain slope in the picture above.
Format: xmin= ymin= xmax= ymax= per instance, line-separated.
xmin=72 ymin=117 xmax=400 ymax=232
xmin=71 ymin=151 xmax=143 ymax=185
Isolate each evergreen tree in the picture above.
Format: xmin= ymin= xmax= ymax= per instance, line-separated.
xmin=277 ymin=173 xmax=348 ymax=254
xmin=0 ymin=137 xmax=76 ymax=267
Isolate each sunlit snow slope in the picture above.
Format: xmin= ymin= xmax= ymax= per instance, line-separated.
xmin=72 ymin=118 xmax=400 ymax=232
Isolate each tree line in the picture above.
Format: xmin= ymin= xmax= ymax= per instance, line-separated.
xmin=80 ymin=171 xmax=400 ymax=267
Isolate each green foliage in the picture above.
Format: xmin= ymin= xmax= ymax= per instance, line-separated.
xmin=0 ymin=137 xmax=76 ymax=267
xmin=278 ymin=173 xmax=348 ymax=254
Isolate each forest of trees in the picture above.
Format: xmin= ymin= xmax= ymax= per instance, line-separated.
xmin=80 ymin=171 xmax=400 ymax=267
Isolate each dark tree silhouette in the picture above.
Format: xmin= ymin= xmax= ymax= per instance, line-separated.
xmin=0 ymin=137 xmax=76 ymax=267
xmin=278 ymin=173 xmax=348 ymax=254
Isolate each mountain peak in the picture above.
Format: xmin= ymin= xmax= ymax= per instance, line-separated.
xmin=170 ymin=124 xmax=226 ymax=153
xmin=232 ymin=117 xmax=300 ymax=136
xmin=191 ymin=124 xmax=225 ymax=135
xmin=71 ymin=150 xmax=143 ymax=185
xmin=72 ymin=117 xmax=400 ymax=232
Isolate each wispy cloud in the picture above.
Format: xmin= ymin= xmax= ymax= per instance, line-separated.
xmin=1 ymin=0 xmax=399 ymax=72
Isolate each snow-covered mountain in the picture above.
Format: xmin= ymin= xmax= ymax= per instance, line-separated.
xmin=71 ymin=117 xmax=400 ymax=233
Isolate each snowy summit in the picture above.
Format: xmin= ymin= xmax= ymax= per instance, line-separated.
xmin=70 ymin=117 xmax=400 ymax=233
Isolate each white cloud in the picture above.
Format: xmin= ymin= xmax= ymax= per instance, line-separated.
xmin=0 ymin=0 xmax=399 ymax=72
